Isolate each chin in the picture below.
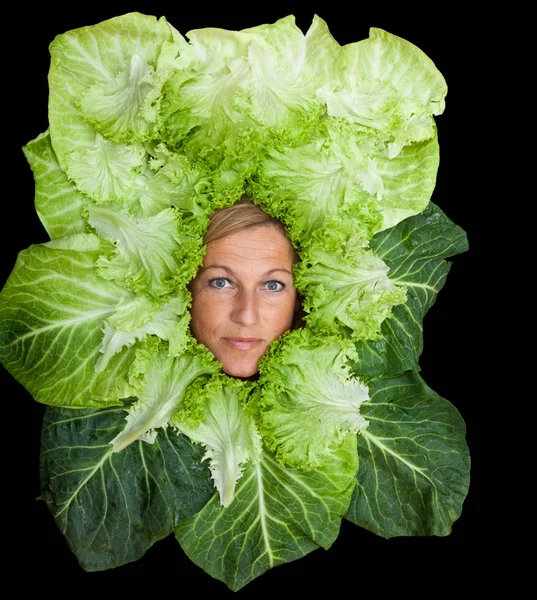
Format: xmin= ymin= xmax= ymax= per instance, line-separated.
xmin=222 ymin=361 xmax=259 ymax=379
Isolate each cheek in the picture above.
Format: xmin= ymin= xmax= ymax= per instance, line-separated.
xmin=267 ymin=295 xmax=298 ymax=334
xmin=190 ymin=293 xmax=219 ymax=339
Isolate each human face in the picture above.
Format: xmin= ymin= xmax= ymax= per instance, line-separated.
xmin=189 ymin=225 xmax=299 ymax=378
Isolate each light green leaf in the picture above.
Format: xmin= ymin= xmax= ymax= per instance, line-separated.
xmin=22 ymin=130 xmax=88 ymax=240
xmin=96 ymin=294 xmax=190 ymax=372
xmin=87 ymin=205 xmax=185 ymax=297
xmin=295 ymin=221 xmax=407 ymax=340
xmin=173 ymin=375 xmax=262 ymax=507
xmin=48 ymin=12 xmax=187 ymax=169
xmin=254 ymin=133 xmax=383 ymax=243
xmin=110 ymin=344 xmax=219 ymax=452
xmin=256 ymin=329 xmax=369 ymax=469
xmin=0 ymin=243 xmax=136 ymax=406
xmin=342 ymin=27 xmax=447 ymax=118
xmin=66 ymin=135 xmax=146 ymax=204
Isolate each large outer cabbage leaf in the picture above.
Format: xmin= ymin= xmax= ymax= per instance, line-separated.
xmin=351 ymin=202 xmax=469 ymax=378
xmin=22 ymin=130 xmax=88 ymax=239
xmin=175 ymin=436 xmax=359 ymax=591
xmin=39 ymin=404 xmax=214 ymax=571
xmin=346 ymin=371 xmax=469 ymax=537
xmin=0 ymin=242 xmax=137 ymax=406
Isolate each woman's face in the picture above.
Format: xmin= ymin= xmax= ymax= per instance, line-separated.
xmin=189 ymin=224 xmax=299 ymax=378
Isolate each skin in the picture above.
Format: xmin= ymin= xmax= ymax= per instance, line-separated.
xmin=189 ymin=224 xmax=299 ymax=378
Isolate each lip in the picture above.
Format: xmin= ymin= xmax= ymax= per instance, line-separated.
xmin=223 ymin=337 xmax=263 ymax=350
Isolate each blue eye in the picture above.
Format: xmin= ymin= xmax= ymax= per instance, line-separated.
xmin=209 ymin=278 xmax=229 ymax=289
xmin=266 ymin=280 xmax=284 ymax=291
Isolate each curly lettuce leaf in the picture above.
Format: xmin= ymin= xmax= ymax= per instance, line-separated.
xmin=109 ymin=341 xmax=219 ymax=452
xmin=161 ymin=15 xmax=326 ymax=157
xmin=48 ymin=12 xmax=188 ymax=166
xmin=254 ymin=329 xmax=370 ymax=469
xmin=66 ymin=135 xmax=147 ymax=205
xmin=254 ymin=122 xmax=439 ymax=241
xmin=252 ymin=131 xmax=383 ymax=243
xmin=295 ymin=219 xmax=407 ymax=339
xmin=95 ymin=294 xmax=191 ymax=372
xmin=87 ymin=205 xmax=194 ymax=297
xmin=173 ymin=375 xmax=262 ymax=507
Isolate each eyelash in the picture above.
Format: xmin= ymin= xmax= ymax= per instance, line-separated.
xmin=208 ymin=277 xmax=285 ymax=291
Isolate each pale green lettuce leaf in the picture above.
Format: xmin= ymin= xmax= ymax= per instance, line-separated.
xmin=144 ymin=143 xmax=215 ymax=224
xmin=78 ymin=53 xmax=160 ymax=142
xmin=78 ymin=32 xmax=189 ymax=144
xmin=246 ymin=15 xmax=344 ymax=87
xmin=242 ymin=15 xmax=342 ymax=130
xmin=87 ymin=205 xmax=191 ymax=297
xmin=48 ymin=12 xmax=188 ymax=169
xmin=295 ymin=220 xmax=407 ymax=340
xmin=160 ymin=28 xmax=256 ymax=149
xmin=317 ymin=78 xmax=398 ymax=133
xmin=173 ymin=375 xmax=262 ymax=507
xmin=254 ymin=329 xmax=370 ymax=469
xmin=371 ymin=134 xmax=440 ymax=230
xmin=96 ymin=293 xmax=191 ymax=372
xmin=253 ymin=132 xmax=383 ymax=243
xmin=66 ymin=134 xmax=146 ymax=204
xmin=161 ymin=16 xmax=328 ymax=165
xmin=109 ymin=342 xmax=219 ymax=452
xmin=255 ymin=122 xmax=439 ymax=240
xmin=337 ymin=27 xmax=447 ymax=152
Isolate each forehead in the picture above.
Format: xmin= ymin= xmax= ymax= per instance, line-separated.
xmin=203 ymin=225 xmax=296 ymax=267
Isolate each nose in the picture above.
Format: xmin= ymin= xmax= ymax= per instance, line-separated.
xmin=230 ymin=289 xmax=259 ymax=327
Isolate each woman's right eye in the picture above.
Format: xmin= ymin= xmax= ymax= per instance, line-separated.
xmin=209 ymin=277 xmax=230 ymax=289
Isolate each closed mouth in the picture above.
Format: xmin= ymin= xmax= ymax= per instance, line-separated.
xmin=223 ymin=337 xmax=263 ymax=350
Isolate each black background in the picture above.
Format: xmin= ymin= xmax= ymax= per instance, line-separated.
xmin=3 ymin=3 xmax=481 ymax=593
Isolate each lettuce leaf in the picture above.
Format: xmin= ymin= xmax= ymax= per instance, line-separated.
xmin=254 ymin=329 xmax=370 ymax=469
xmin=173 ymin=375 xmax=262 ymax=507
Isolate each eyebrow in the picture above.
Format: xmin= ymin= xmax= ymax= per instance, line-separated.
xmin=201 ymin=265 xmax=293 ymax=276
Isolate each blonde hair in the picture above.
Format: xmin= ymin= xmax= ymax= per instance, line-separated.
xmin=204 ymin=195 xmax=290 ymax=248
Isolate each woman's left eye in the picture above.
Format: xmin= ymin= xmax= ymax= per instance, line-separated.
xmin=265 ymin=280 xmax=284 ymax=291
